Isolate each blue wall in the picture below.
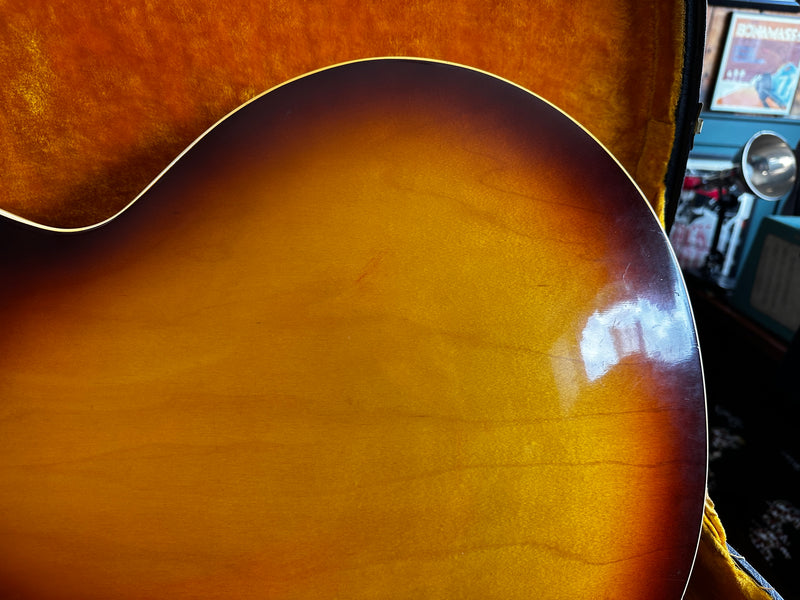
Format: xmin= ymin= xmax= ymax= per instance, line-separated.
xmin=692 ymin=111 xmax=800 ymax=161
xmin=688 ymin=111 xmax=800 ymax=277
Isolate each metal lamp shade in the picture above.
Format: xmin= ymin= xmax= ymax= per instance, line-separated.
xmin=739 ymin=131 xmax=797 ymax=201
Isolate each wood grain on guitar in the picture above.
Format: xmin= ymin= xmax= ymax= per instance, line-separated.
xmin=0 ymin=59 xmax=706 ymax=599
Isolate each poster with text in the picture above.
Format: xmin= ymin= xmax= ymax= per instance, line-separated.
xmin=711 ymin=13 xmax=800 ymax=116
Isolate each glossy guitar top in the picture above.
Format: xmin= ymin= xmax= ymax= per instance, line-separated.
xmin=0 ymin=59 xmax=706 ymax=599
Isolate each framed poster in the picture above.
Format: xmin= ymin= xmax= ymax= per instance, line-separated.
xmin=711 ymin=12 xmax=800 ymax=115
xmin=710 ymin=1 xmax=799 ymax=10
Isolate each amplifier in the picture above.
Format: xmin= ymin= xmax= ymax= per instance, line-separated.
xmin=732 ymin=215 xmax=800 ymax=342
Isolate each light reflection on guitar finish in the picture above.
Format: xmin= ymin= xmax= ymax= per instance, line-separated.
xmin=580 ymin=285 xmax=696 ymax=382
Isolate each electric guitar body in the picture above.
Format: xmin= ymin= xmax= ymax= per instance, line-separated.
xmin=0 ymin=59 xmax=706 ymax=599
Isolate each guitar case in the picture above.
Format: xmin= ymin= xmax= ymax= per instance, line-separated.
xmin=0 ymin=2 xmax=773 ymax=599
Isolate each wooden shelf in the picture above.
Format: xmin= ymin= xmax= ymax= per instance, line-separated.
xmin=686 ymin=274 xmax=789 ymax=364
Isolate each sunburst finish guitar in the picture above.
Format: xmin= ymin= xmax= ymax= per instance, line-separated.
xmin=0 ymin=59 xmax=706 ymax=599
